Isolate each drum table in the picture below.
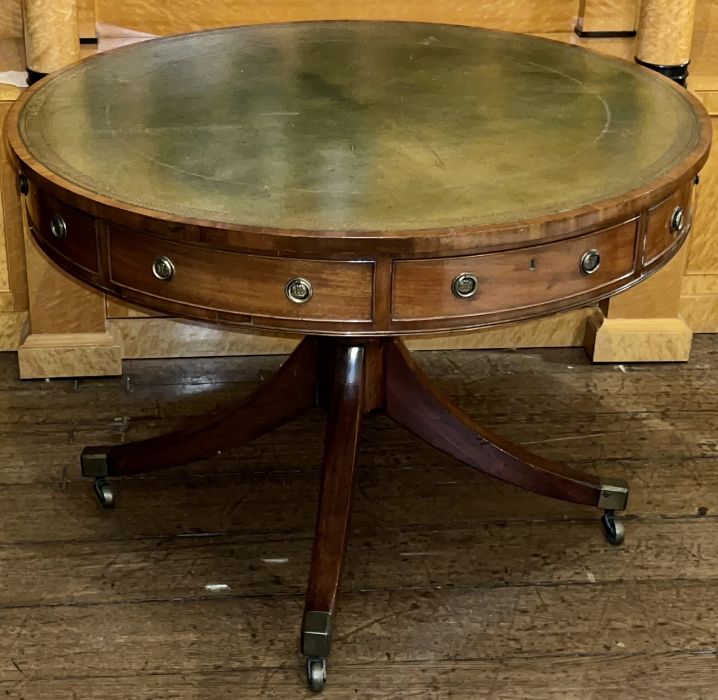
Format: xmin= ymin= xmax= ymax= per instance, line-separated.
xmin=8 ymin=22 xmax=711 ymax=692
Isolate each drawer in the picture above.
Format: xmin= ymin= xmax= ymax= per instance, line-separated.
xmin=644 ymin=184 xmax=693 ymax=266
xmin=392 ymin=220 xmax=637 ymax=321
xmin=25 ymin=186 xmax=99 ymax=273
xmin=108 ymin=227 xmax=374 ymax=322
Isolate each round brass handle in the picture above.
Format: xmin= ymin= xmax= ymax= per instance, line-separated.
xmin=451 ymin=273 xmax=478 ymax=299
xmin=285 ymin=277 xmax=313 ymax=304
xmin=152 ymin=255 xmax=175 ymax=281
xmin=50 ymin=214 xmax=67 ymax=240
xmin=670 ymin=206 xmax=685 ymax=234
xmin=579 ymin=249 xmax=601 ymax=275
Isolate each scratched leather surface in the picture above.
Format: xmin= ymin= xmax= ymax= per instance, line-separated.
xmin=19 ymin=21 xmax=702 ymax=231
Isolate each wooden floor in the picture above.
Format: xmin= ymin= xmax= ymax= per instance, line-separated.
xmin=1 ymin=338 xmax=718 ymax=699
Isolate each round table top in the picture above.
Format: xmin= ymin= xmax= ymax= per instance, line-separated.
xmin=13 ymin=21 xmax=710 ymax=238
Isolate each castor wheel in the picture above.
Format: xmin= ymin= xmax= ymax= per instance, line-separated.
xmin=306 ymin=656 xmax=327 ymax=693
xmin=93 ymin=477 xmax=115 ymax=509
xmin=601 ymin=510 xmax=624 ymax=545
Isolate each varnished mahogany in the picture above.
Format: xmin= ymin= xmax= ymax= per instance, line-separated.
xmin=6 ymin=20 xmax=712 ymax=693
xmin=79 ymin=337 xmax=628 ymax=668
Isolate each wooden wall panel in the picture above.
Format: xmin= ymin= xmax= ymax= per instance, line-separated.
xmin=0 ymin=0 xmax=23 ymax=39
xmin=0 ymin=137 xmax=13 ymax=293
xmin=22 ymin=236 xmax=106 ymax=334
xmin=686 ymin=120 xmax=718 ymax=274
xmin=695 ymin=0 xmax=718 ymax=32
xmin=76 ymin=0 xmax=97 ymax=40
xmin=105 ymin=298 xmax=161 ymax=319
xmin=94 ymin=0 xmax=577 ymax=36
xmin=0 ymin=99 xmax=22 ymax=302
xmin=0 ymin=37 xmax=26 ymax=71
xmin=576 ymin=0 xmax=638 ymax=34
xmin=0 ymin=82 xmax=29 ymax=351
xmin=692 ymin=0 xmax=718 ymax=91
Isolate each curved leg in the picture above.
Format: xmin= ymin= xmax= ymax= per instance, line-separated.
xmin=302 ymin=344 xmax=364 ymax=692
xmin=384 ymin=339 xmax=628 ymax=517
xmin=81 ymin=337 xmax=319 ymax=479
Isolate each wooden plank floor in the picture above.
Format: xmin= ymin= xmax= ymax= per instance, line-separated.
xmin=2 ymin=338 xmax=718 ymax=699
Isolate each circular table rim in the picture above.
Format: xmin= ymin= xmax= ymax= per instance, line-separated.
xmin=6 ymin=20 xmax=713 ymax=259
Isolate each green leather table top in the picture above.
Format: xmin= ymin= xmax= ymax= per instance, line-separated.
xmin=18 ymin=21 xmax=705 ymax=232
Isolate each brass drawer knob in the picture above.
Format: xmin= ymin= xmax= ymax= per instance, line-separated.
xmin=285 ymin=277 xmax=313 ymax=304
xmin=670 ymin=206 xmax=685 ymax=234
xmin=451 ymin=273 xmax=478 ymax=299
xmin=50 ymin=214 xmax=67 ymax=239
xmin=579 ymin=249 xmax=601 ymax=275
xmin=152 ymin=255 xmax=175 ymax=281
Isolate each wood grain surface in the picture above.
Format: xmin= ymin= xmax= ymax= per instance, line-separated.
xmin=576 ymin=0 xmax=638 ymax=34
xmin=21 ymin=0 xmax=81 ymax=74
xmin=94 ymin=0 xmax=578 ymax=36
xmin=636 ymin=0 xmax=697 ymax=66
xmin=2 ymin=338 xmax=718 ymax=697
xmin=0 ymin=0 xmax=23 ymax=39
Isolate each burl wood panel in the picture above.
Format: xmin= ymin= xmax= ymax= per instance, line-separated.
xmin=607 ymin=244 xmax=689 ymax=319
xmin=21 ymin=0 xmax=80 ymax=74
xmin=0 ymin=0 xmax=23 ymax=39
xmin=22 ymin=231 xmax=106 ymax=334
xmin=687 ymin=119 xmax=718 ymax=273
xmin=0 ymin=105 xmax=18 ymax=294
xmin=576 ymin=0 xmax=638 ymax=34
xmin=1 ymin=97 xmax=27 ymax=309
xmin=691 ymin=35 xmax=718 ymax=92
xmin=76 ymin=0 xmax=97 ymax=40
xmin=636 ymin=0 xmax=698 ymax=66
xmin=94 ymin=0 xmax=577 ymax=36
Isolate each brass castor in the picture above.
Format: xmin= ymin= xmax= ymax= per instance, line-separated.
xmin=601 ymin=510 xmax=625 ymax=545
xmin=93 ymin=477 xmax=115 ymax=509
xmin=306 ymin=656 xmax=327 ymax=693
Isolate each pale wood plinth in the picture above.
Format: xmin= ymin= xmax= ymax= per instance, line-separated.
xmin=18 ymin=331 xmax=121 ymax=378
xmin=584 ymin=312 xmax=692 ymax=363
xmin=584 ymin=242 xmax=693 ymax=362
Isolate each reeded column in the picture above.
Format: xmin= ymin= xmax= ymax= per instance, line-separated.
xmin=21 ymin=0 xmax=80 ymax=83
xmin=635 ymin=0 xmax=698 ymax=85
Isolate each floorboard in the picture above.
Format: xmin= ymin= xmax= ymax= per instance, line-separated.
xmin=2 ymin=336 xmax=718 ymax=698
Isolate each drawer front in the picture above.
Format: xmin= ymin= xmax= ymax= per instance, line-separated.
xmin=644 ymin=184 xmax=693 ymax=266
xmin=108 ymin=228 xmax=374 ymax=322
xmin=25 ymin=187 xmax=99 ymax=273
xmin=392 ymin=220 xmax=637 ymax=321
